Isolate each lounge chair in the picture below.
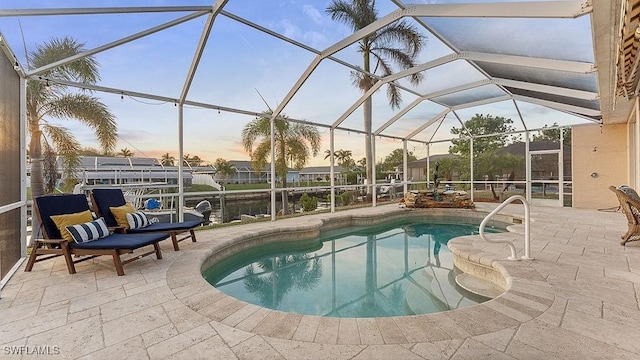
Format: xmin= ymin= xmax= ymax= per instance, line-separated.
xmin=609 ymin=185 xmax=640 ymax=245
xmin=90 ymin=188 xmax=202 ymax=251
xmin=26 ymin=193 xmax=167 ymax=276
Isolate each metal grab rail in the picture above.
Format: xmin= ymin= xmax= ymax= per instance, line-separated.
xmin=479 ymin=195 xmax=533 ymax=261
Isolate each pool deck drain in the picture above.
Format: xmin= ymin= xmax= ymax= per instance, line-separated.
xmin=1 ymin=203 xmax=640 ymax=359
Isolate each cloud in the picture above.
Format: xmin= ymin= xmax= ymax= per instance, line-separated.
xmin=274 ymin=19 xmax=301 ymax=40
xmin=303 ymin=31 xmax=328 ymax=49
xmin=302 ymin=5 xmax=323 ymax=25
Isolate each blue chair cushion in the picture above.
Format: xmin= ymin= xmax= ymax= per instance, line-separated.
xmin=91 ymin=188 xmax=127 ymax=227
xmin=126 ymin=220 xmax=202 ymax=233
xmin=68 ymin=233 xmax=168 ymax=250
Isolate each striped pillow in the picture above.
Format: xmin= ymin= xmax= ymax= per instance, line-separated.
xmin=66 ymin=217 xmax=110 ymax=244
xmin=126 ymin=211 xmax=149 ymax=229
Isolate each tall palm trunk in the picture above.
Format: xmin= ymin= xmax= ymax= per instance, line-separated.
xmin=28 ymin=121 xmax=44 ymax=199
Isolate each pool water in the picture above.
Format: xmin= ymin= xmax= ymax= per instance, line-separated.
xmin=203 ymin=220 xmax=503 ymax=318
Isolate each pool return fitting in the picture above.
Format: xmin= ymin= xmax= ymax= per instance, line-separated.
xmin=479 ymin=195 xmax=533 ymax=261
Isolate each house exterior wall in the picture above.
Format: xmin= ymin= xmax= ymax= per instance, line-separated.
xmin=573 ymin=123 xmax=628 ymax=209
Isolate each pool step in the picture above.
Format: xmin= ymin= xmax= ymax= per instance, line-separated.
xmin=455 ymin=273 xmax=503 ymax=299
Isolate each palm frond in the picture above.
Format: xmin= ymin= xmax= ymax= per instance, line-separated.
xmin=29 ymin=36 xmax=100 ymax=84
xmin=43 ymin=93 xmax=117 ymax=153
xmin=41 ymin=123 xmax=81 ymax=183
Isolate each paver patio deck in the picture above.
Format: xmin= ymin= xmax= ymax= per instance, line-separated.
xmin=1 ymin=202 xmax=639 ymax=359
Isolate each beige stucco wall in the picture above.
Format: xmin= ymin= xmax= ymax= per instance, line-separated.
xmin=572 ymin=123 xmax=628 ymax=209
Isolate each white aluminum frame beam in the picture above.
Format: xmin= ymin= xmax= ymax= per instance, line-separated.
xmin=492 ymin=78 xmax=599 ymax=100
xmin=179 ymin=1 xmax=228 ymax=104
xmin=27 ymin=10 xmax=209 ymax=77
xmin=460 ymin=51 xmax=595 ymax=73
xmin=513 ymin=94 xmax=601 ymax=117
xmin=0 ymin=6 xmax=212 ymax=16
xmin=406 ymin=109 xmax=449 ymax=140
xmin=374 ymin=97 xmax=425 ymax=135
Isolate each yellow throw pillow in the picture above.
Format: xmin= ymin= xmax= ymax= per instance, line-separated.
xmin=109 ymin=203 xmax=137 ymax=229
xmin=50 ymin=210 xmax=94 ymax=242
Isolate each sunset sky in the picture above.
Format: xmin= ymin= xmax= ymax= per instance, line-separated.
xmin=0 ymin=0 xmax=594 ymax=166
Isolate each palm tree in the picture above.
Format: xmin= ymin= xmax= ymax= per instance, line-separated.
xmin=326 ymin=1 xmax=425 ymax=192
xmin=27 ymin=36 xmax=117 ymax=196
xmin=213 ymin=158 xmax=236 ymax=185
xmin=324 ymin=149 xmax=354 ymax=168
xmin=242 ymin=110 xmax=321 ymax=215
xmin=117 ymin=148 xmax=134 ymax=157
xmin=160 ymin=152 xmax=175 ymax=166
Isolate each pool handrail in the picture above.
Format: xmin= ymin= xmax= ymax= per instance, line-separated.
xmin=479 ymin=195 xmax=533 ymax=261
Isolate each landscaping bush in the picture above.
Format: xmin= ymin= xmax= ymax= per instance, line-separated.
xmin=300 ymin=193 xmax=318 ymax=212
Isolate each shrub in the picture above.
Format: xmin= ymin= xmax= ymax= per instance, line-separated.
xmin=300 ymin=193 xmax=318 ymax=212
xmin=339 ymin=191 xmax=352 ymax=206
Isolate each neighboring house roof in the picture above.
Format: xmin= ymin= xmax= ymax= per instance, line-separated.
xmin=497 ymin=141 xmax=571 ymax=156
xmin=299 ymin=166 xmax=344 ymax=175
xmin=408 ymin=154 xmax=458 ymax=168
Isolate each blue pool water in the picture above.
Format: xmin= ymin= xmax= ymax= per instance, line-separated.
xmin=203 ymin=219 xmax=503 ymax=318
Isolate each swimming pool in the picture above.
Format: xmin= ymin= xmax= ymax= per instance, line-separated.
xmin=203 ymin=219 xmax=504 ymax=318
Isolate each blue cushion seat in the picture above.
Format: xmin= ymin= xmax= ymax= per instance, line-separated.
xmin=126 ymin=220 xmax=203 ymax=233
xmin=69 ymin=233 xmax=169 ymax=250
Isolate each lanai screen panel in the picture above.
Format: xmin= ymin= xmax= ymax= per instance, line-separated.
xmin=0 ymin=46 xmax=21 ymax=278
xmin=431 ymin=84 xmax=505 ymax=108
xmin=505 ymin=87 xmax=600 ymax=111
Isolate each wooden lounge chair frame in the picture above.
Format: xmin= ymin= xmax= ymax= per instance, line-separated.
xmin=609 ymin=186 xmax=640 ymax=245
xmin=90 ymin=188 xmax=201 ymax=251
xmin=25 ymin=194 xmax=166 ymax=276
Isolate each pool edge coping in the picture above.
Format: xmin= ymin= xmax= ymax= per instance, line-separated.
xmin=165 ymin=205 xmax=555 ymax=345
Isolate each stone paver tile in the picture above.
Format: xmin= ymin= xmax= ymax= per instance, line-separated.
xmin=141 ymin=323 xmax=179 ymax=347
xmin=505 ymin=339 xmax=561 ymax=360
xmin=375 ymin=318 xmax=407 ymax=344
xmin=562 ymin=308 xmax=640 ymax=355
xmin=231 ymin=335 xmax=284 ymax=360
xmin=220 ymin=304 xmax=261 ymax=327
xmin=164 ymin=303 xmax=211 ymax=333
xmin=577 ymin=265 xmax=635 ymax=293
xmin=271 ymin=313 xmax=302 ymax=340
xmin=450 ymin=338 xmax=516 ymax=360
xmin=356 ymin=318 xmax=384 ymax=345
xmin=68 ymin=306 xmax=101 ymax=324
xmin=440 ymin=308 xmax=492 ymax=336
xmin=146 ymin=323 xmax=217 ymax=360
xmin=337 ymin=318 xmax=360 ymax=345
xmin=41 ymin=279 xmax=98 ymax=307
xmin=566 ymin=295 xmax=602 ymax=317
xmin=411 ymin=339 xmax=464 ymax=360
xmin=547 ymin=277 xmax=638 ymax=309
xmin=100 ymin=286 xmax=176 ymax=323
xmin=291 ymin=316 xmax=320 ymax=342
xmin=265 ymin=337 xmax=363 ymax=360
xmin=211 ymin=321 xmax=254 ymax=348
xmin=103 ymin=305 xmax=171 ymax=346
xmin=314 ymin=316 xmax=340 ymax=344
xmin=165 ymin=334 xmax=237 ymax=360
xmin=603 ymin=301 xmax=640 ymax=327
xmin=0 ymin=307 xmax=67 ymax=343
xmin=395 ymin=316 xmax=451 ymax=342
xmin=236 ymin=308 xmax=271 ymax=332
xmin=543 ymin=242 xmax=584 ymax=255
xmin=558 ymin=252 xmax=629 ymax=272
xmin=68 ymin=285 xmax=126 ymax=314
xmin=0 ymin=302 xmax=39 ymax=326
xmin=96 ymin=271 xmax=145 ymax=291
xmin=605 ymin=268 xmax=640 ymax=284
xmin=25 ymin=314 xmax=103 ymax=359
xmin=201 ymin=298 xmax=247 ymax=322
xmin=426 ymin=313 xmax=473 ymax=339
xmin=124 ymin=280 xmax=167 ymax=297
xmin=482 ymin=299 xmax=533 ymax=323
xmin=534 ymin=296 xmax=568 ymax=327
xmin=514 ymin=319 xmax=639 ymax=360
xmin=85 ymin=335 xmax=149 ymax=360
xmin=353 ymin=344 xmax=424 ymax=360
xmin=251 ymin=311 xmax=288 ymax=337
xmin=472 ymin=327 xmax=517 ymax=352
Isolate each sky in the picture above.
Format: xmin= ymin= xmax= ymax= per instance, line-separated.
xmin=0 ymin=0 xmax=597 ymax=166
